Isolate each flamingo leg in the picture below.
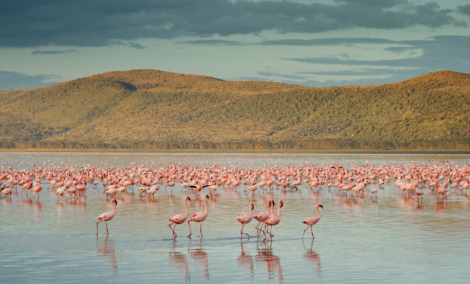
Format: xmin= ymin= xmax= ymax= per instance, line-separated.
xmin=169 ymin=223 xmax=176 ymax=238
xmin=199 ymin=223 xmax=203 ymax=237
xmin=241 ymin=224 xmax=249 ymax=238
xmin=311 ymin=226 xmax=314 ymax=239
xmin=259 ymin=224 xmax=266 ymax=236
xmin=96 ymin=220 xmax=102 ymax=235
xmin=270 ymin=226 xmax=274 ymax=238
xmin=187 ymin=220 xmax=192 ymax=238
xmin=302 ymin=226 xmax=309 ymax=240
xmin=105 ymin=221 xmax=109 ymax=235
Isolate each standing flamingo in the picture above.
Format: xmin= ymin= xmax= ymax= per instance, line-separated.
xmin=169 ymin=196 xmax=191 ymax=239
xmin=264 ymin=200 xmax=284 ymax=241
xmin=236 ymin=202 xmax=254 ymax=238
xmin=96 ymin=198 xmax=118 ymax=235
xmin=254 ymin=199 xmax=273 ymax=235
xmin=31 ymin=182 xmax=43 ymax=200
xmin=302 ymin=204 xmax=323 ymax=240
xmin=188 ymin=194 xmax=210 ymax=238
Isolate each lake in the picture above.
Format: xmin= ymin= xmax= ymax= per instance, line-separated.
xmin=1 ymin=152 xmax=470 ymax=283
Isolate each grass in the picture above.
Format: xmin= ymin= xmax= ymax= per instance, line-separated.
xmin=0 ymin=69 xmax=469 ymax=150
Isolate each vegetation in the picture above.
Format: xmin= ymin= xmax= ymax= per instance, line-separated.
xmin=0 ymin=69 xmax=469 ymax=150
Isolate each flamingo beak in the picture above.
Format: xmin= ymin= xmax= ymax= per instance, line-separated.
xmin=188 ymin=197 xmax=191 ymax=201
xmin=319 ymin=204 xmax=323 ymax=209
xmin=280 ymin=201 xmax=284 ymax=208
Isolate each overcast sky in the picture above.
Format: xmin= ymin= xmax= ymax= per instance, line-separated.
xmin=1 ymin=0 xmax=469 ymax=90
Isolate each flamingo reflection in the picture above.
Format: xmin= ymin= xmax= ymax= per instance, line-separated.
xmin=237 ymin=241 xmax=253 ymax=277
xmin=97 ymin=236 xmax=117 ymax=275
xmin=189 ymin=239 xmax=209 ymax=280
xmin=304 ymin=240 xmax=321 ymax=278
xmin=256 ymin=243 xmax=283 ymax=282
xmin=169 ymin=241 xmax=189 ymax=281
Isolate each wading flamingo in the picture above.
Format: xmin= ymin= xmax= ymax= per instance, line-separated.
xmin=188 ymin=194 xmax=210 ymax=238
xmin=302 ymin=204 xmax=323 ymax=240
xmin=96 ymin=198 xmax=118 ymax=235
xmin=31 ymin=182 xmax=43 ymax=200
xmin=254 ymin=199 xmax=273 ymax=235
xmin=236 ymin=202 xmax=254 ymax=238
xmin=169 ymin=196 xmax=191 ymax=239
xmin=264 ymin=200 xmax=284 ymax=241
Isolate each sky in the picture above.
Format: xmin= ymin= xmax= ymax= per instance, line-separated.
xmin=1 ymin=0 xmax=469 ymax=90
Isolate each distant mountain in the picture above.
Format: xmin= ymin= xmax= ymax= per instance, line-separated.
xmin=0 ymin=69 xmax=469 ymax=150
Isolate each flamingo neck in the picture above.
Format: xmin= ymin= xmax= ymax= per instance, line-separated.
xmin=185 ymin=198 xmax=189 ymax=216
xmin=111 ymin=202 xmax=116 ymax=214
xmin=204 ymin=197 xmax=207 ymax=213
xmin=316 ymin=206 xmax=321 ymax=218
xmin=277 ymin=203 xmax=281 ymax=216
xmin=249 ymin=204 xmax=252 ymax=215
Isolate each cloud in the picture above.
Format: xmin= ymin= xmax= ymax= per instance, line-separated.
xmin=283 ymin=76 xmax=405 ymax=87
xmin=458 ymin=4 xmax=470 ymax=16
xmin=282 ymin=36 xmax=470 ymax=72
xmin=334 ymin=0 xmax=407 ymax=8
xmin=0 ymin=0 xmax=462 ymax=47
xmin=177 ymin=39 xmax=242 ymax=46
xmin=258 ymin=71 xmax=307 ymax=80
xmin=296 ymin=69 xmax=419 ymax=77
xmin=260 ymin=37 xmax=396 ymax=46
xmin=31 ymin=50 xmax=75 ymax=55
xmin=0 ymin=71 xmax=60 ymax=90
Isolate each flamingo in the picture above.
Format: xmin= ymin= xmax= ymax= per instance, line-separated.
xmin=302 ymin=204 xmax=323 ymax=240
xmin=56 ymin=185 xmax=67 ymax=201
xmin=371 ymin=181 xmax=379 ymax=199
xmin=436 ymin=185 xmax=447 ymax=200
xmin=253 ymin=199 xmax=273 ymax=235
xmin=31 ymin=182 xmax=43 ymax=200
xmin=236 ymin=202 xmax=254 ymax=238
xmin=188 ymin=194 xmax=210 ymax=238
xmin=169 ymin=196 xmax=191 ymax=239
xmin=147 ymin=185 xmax=159 ymax=198
xmin=264 ymin=200 xmax=284 ymax=241
xmin=415 ymin=185 xmax=424 ymax=203
xmin=96 ymin=198 xmax=118 ymax=235
xmin=1 ymin=187 xmax=12 ymax=197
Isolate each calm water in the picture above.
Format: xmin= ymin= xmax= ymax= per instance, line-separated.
xmin=1 ymin=153 xmax=470 ymax=283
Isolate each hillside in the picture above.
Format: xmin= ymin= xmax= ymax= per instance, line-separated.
xmin=0 ymin=69 xmax=469 ymax=150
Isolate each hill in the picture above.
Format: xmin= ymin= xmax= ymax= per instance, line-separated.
xmin=0 ymin=69 xmax=469 ymax=150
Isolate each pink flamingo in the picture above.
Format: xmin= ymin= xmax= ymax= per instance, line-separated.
xmin=254 ymin=199 xmax=273 ymax=235
xmin=436 ymin=184 xmax=447 ymax=200
xmin=1 ymin=187 xmax=12 ymax=197
xmin=415 ymin=184 xmax=424 ymax=203
xmin=169 ymin=196 xmax=191 ymax=239
xmin=188 ymin=194 xmax=209 ymax=238
xmin=96 ymin=198 xmax=118 ymax=235
xmin=264 ymin=200 xmax=284 ymax=241
xmin=236 ymin=202 xmax=254 ymax=238
xmin=302 ymin=204 xmax=323 ymax=240
xmin=31 ymin=182 xmax=43 ymax=200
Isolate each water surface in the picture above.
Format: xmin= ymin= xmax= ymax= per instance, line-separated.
xmin=1 ymin=153 xmax=470 ymax=283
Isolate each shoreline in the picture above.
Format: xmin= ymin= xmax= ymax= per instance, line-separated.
xmin=1 ymin=149 xmax=469 ymax=154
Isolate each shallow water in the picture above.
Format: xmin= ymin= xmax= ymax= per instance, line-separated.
xmin=1 ymin=153 xmax=470 ymax=283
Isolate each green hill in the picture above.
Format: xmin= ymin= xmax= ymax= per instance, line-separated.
xmin=0 ymin=69 xmax=469 ymax=150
